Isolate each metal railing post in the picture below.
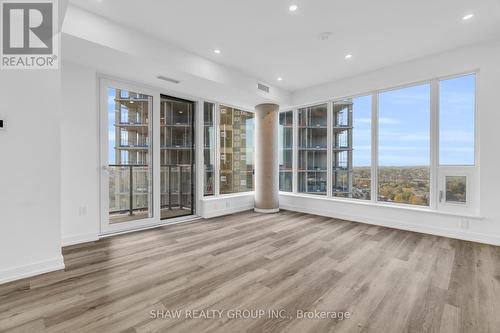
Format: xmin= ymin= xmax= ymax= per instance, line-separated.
xmin=179 ymin=166 xmax=183 ymax=209
xmin=168 ymin=165 xmax=172 ymax=210
xmin=129 ymin=165 xmax=134 ymax=216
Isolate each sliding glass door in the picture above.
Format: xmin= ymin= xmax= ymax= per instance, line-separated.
xmin=160 ymin=95 xmax=195 ymax=220
xmin=100 ymin=79 xmax=196 ymax=234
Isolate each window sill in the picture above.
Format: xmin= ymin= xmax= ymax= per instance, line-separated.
xmin=279 ymin=192 xmax=483 ymax=220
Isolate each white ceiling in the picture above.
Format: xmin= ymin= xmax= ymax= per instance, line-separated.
xmin=69 ymin=0 xmax=500 ymax=91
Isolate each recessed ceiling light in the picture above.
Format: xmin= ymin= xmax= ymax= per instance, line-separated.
xmin=345 ymin=54 xmax=353 ymax=60
xmin=277 ymin=77 xmax=283 ymax=81
xmin=214 ymin=49 xmax=221 ymax=54
xmin=289 ymin=4 xmax=298 ymax=12
xmin=462 ymin=14 xmax=474 ymax=21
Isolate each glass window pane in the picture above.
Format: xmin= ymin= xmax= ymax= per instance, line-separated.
xmin=160 ymin=96 xmax=194 ymax=220
xmin=298 ymin=104 xmax=327 ymax=195
xmin=333 ymin=96 xmax=372 ymax=200
xmin=107 ymin=88 xmax=153 ymax=223
xmin=439 ymin=74 xmax=475 ymax=165
xmin=204 ymin=102 xmax=215 ymax=196
xmin=279 ymin=111 xmax=293 ymax=192
xmin=333 ymin=100 xmax=352 ymax=196
xmin=219 ymin=105 xmax=254 ymax=194
xmin=378 ymin=84 xmax=430 ymax=206
xmin=445 ymin=176 xmax=467 ymax=203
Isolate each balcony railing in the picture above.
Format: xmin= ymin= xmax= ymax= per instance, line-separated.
xmin=108 ymin=164 xmax=192 ymax=217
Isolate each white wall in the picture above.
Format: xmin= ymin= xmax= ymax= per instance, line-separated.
xmin=61 ymin=61 xmax=100 ymax=245
xmin=0 ymin=0 xmax=70 ymax=284
xmin=200 ymin=193 xmax=255 ymax=219
xmin=0 ymin=70 xmax=65 ymax=284
xmin=285 ymin=39 xmax=500 ymax=245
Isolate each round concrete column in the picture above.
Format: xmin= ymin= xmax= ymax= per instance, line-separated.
xmin=254 ymin=103 xmax=280 ymax=213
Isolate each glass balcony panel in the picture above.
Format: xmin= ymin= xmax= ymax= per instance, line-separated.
xmin=108 ymin=87 xmax=153 ymax=224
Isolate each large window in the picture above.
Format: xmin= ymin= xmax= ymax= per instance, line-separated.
xmin=378 ymin=84 xmax=431 ymax=206
xmin=298 ymin=104 xmax=327 ymax=195
xmin=332 ymin=95 xmax=372 ymax=200
xmin=200 ymin=74 xmax=476 ymax=214
xmin=439 ymin=74 xmax=475 ymax=166
xmin=279 ymin=111 xmax=293 ymax=192
xmin=219 ymin=105 xmax=255 ymax=194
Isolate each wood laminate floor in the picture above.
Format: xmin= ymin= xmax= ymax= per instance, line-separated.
xmin=1 ymin=210 xmax=499 ymax=333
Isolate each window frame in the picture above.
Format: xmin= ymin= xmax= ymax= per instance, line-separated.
xmin=333 ymin=95 xmax=372 ymax=201
xmin=377 ymin=81 xmax=432 ymax=208
xmin=278 ymin=109 xmax=294 ymax=192
xmin=435 ymin=72 xmax=479 ymax=214
xmin=202 ymin=101 xmax=216 ymax=197
xmin=296 ymin=103 xmax=329 ymax=196
xmin=437 ymin=72 xmax=478 ymax=167
xmin=203 ymin=100 xmax=256 ymax=198
xmin=281 ymin=70 xmax=479 ymax=217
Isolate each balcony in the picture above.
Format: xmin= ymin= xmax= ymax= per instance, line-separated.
xmin=108 ymin=164 xmax=192 ymax=223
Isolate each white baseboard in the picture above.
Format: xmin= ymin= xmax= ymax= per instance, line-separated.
xmin=280 ymin=204 xmax=500 ymax=247
xmin=254 ymin=208 xmax=280 ymax=213
xmin=202 ymin=204 xmax=254 ymax=219
xmin=62 ymin=233 xmax=99 ymax=247
xmin=0 ymin=256 xmax=65 ymax=285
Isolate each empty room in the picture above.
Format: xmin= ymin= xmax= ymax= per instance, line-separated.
xmin=1 ymin=0 xmax=500 ymax=332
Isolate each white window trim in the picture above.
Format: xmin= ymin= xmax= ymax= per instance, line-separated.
xmin=201 ymin=101 xmax=256 ymax=199
xmin=275 ymin=109 xmax=294 ymax=193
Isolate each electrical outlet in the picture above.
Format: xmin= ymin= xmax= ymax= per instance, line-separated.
xmin=79 ymin=206 xmax=87 ymax=216
xmin=460 ymin=218 xmax=470 ymax=230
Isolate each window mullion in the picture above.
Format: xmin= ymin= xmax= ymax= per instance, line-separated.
xmin=371 ymin=92 xmax=378 ymax=203
xmin=430 ymin=79 xmax=439 ymax=209
xmin=214 ymin=102 xmax=220 ymax=196
xmin=292 ymin=108 xmax=298 ymax=193
xmin=327 ymin=101 xmax=333 ymax=197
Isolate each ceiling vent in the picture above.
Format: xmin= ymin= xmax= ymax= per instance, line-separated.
xmin=157 ymin=75 xmax=180 ymax=84
xmin=257 ymin=83 xmax=270 ymax=93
